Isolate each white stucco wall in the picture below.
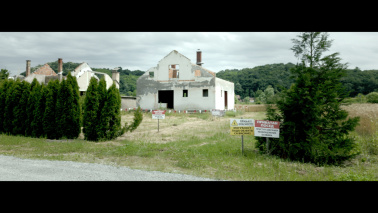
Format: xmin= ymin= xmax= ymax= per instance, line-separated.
xmin=215 ymin=77 xmax=235 ymax=110
xmin=24 ymin=73 xmax=46 ymax=84
xmin=73 ymin=62 xmax=114 ymax=91
xmin=156 ymin=50 xmax=194 ymax=81
xmin=171 ymin=84 xmax=215 ymax=110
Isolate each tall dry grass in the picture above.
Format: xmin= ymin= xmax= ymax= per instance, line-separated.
xmin=342 ymin=103 xmax=378 ymax=156
xmin=235 ymin=104 xmax=274 ymax=112
xmin=342 ymin=103 xmax=378 ymax=136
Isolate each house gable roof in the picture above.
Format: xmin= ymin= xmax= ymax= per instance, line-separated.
xmin=33 ymin=64 xmax=57 ymax=76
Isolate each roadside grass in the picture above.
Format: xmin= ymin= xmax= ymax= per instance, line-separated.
xmin=1 ymin=104 xmax=377 ymax=181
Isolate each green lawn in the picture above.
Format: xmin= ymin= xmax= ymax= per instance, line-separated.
xmin=0 ymin=107 xmax=377 ymax=181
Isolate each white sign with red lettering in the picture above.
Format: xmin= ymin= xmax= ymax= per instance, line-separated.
xmin=254 ymin=120 xmax=280 ymax=138
xmin=152 ymin=110 xmax=166 ymax=119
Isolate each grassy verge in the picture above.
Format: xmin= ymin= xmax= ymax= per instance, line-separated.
xmin=1 ymin=105 xmax=377 ymax=181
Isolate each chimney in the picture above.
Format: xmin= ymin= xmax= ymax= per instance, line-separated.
xmin=112 ymin=68 xmax=120 ymax=89
xmin=57 ymin=58 xmax=63 ymax=81
xmin=196 ymin=49 xmax=203 ymax=66
xmin=26 ymin=60 xmax=31 ymax=77
xmin=58 ymin=58 xmax=63 ymax=74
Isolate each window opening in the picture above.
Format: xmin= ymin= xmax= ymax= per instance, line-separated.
xmin=203 ymin=89 xmax=208 ymax=97
xmin=169 ymin=64 xmax=179 ymax=79
xmin=149 ymin=72 xmax=154 ymax=78
xmin=183 ymin=89 xmax=188 ymax=97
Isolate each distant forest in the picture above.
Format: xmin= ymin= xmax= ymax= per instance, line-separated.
xmin=216 ymin=63 xmax=378 ymax=99
xmin=21 ymin=61 xmax=378 ymax=98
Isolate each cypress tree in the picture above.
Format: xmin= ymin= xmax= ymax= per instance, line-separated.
xmin=3 ymin=79 xmax=16 ymax=134
xmin=56 ymin=79 xmax=69 ymax=139
xmin=96 ymin=77 xmax=108 ymax=140
xmin=56 ymin=78 xmax=80 ymax=139
xmin=66 ymin=72 xmax=81 ymax=138
xmin=83 ymin=77 xmax=100 ymax=141
xmin=44 ymin=79 xmax=60 ymax=139
xmin=12 ymin=79 xmax=30 ymax=135
xmin=30 ymin=83 xmax=44 ymax=138
xmin=0 ymin=79 xmax=10 ymax=133
xmin=25 ymin=78 xmax=40 ymax=136
xmin=101 ymin=83 xmax=122 ymax=140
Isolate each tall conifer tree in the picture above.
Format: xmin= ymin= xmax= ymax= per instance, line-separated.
xmin=25 ymin=78 xmax=40 ymax=136
xmin=83 ymin=77 xmax=100 ymax=141
xmin=66 ymin=72 xmax=81 ymax=138
xmin=0 ymin=79 xmax=10 ymax=133
xmin=56 ymin=78 xmax=76 ymax=139
xmin=3 ymin=79 xmax=16 ymax=134
xmin=256 ymin=32 xmax=360 ymax=165
xmin=96 ymin=77 xmax=107 ymax=140
xmin=12 ymin=79 xmax=30 ymax=135
xmin=30 ymin=83 xmax=44 ymax=138
xmin=101 ymin=83 xmax=122 ymax=140
xmin=44 ymin=79 xmax=60 ymax=139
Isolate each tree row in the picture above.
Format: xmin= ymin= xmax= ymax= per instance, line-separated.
xmin=0 ymin=73 xmax=143 ymax=141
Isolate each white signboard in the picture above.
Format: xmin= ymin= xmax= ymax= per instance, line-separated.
xmin=211 ymin=109 xmax=225 ymax=117
xmin=152 ymin=110 xmax=166 ymax=119
xmin=254 ymin=120 xmax=280 ymax=138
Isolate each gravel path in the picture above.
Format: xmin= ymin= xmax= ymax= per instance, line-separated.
xmin=0 ymin=155 xmax=218 ymax=181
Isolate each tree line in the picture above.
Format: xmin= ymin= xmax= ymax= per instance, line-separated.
xmin=216 ymin=63 xmax=378 ymax=100
xmin=0 ymin=73 xmax=143 ymax=141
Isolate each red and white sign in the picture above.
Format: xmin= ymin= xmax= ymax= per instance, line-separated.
xmin=152 ymin=110 xmax=166 ymax=119
xmin=254 ymin=120 xmax=280 ymax=138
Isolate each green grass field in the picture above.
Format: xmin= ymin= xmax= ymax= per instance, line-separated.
xmin=0 ymin=104 xmax=377 ymax=181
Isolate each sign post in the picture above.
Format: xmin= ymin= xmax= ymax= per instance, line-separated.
xmin=230 ymin=118 xmax=254 ymax=154
xmin=254 ymin=120 xmax=280 ymax=154
xmin=152 ymin=110 xmax=166 ymax=132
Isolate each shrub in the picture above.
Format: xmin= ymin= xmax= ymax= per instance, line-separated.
xmin=366 ymin=92 xmax=378 ymax=103
xmin=124 ymin=106 xmax=143 ymax=133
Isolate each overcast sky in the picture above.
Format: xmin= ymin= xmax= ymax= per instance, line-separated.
xmin=1 ymin=32 xmax=377 ymax=76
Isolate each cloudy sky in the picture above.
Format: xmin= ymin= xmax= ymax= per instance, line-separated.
xmin=1 ymin=32 xmax=377 ymax=76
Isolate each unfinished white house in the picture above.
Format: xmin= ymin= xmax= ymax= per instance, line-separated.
xmin=136 ymin=50 xmax=234 ymax=111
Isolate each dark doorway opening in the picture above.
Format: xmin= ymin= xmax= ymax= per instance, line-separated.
xmin=158 ymin=90 xmax=174 ymax=109
xmin=224 ymin=91 xmax=228 ymax=109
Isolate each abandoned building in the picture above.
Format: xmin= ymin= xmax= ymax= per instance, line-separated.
xmin=136 ymin=50 xmax=234 ymax=111
xmin=20 ymin=58 xmax=119 ymax=94
xmin=70 ymin=62 xmax=120 ymax=94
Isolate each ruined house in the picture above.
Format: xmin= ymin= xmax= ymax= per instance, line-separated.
xmin=70 ymin=62 xmax=119 ymax=95
xmin=136 ymin=50 xmax=234 ymax=111
xmin=21 ymin=58 xmax=119 ymax=94
xmin=23 ymin=59 xmax=61 ymax=84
